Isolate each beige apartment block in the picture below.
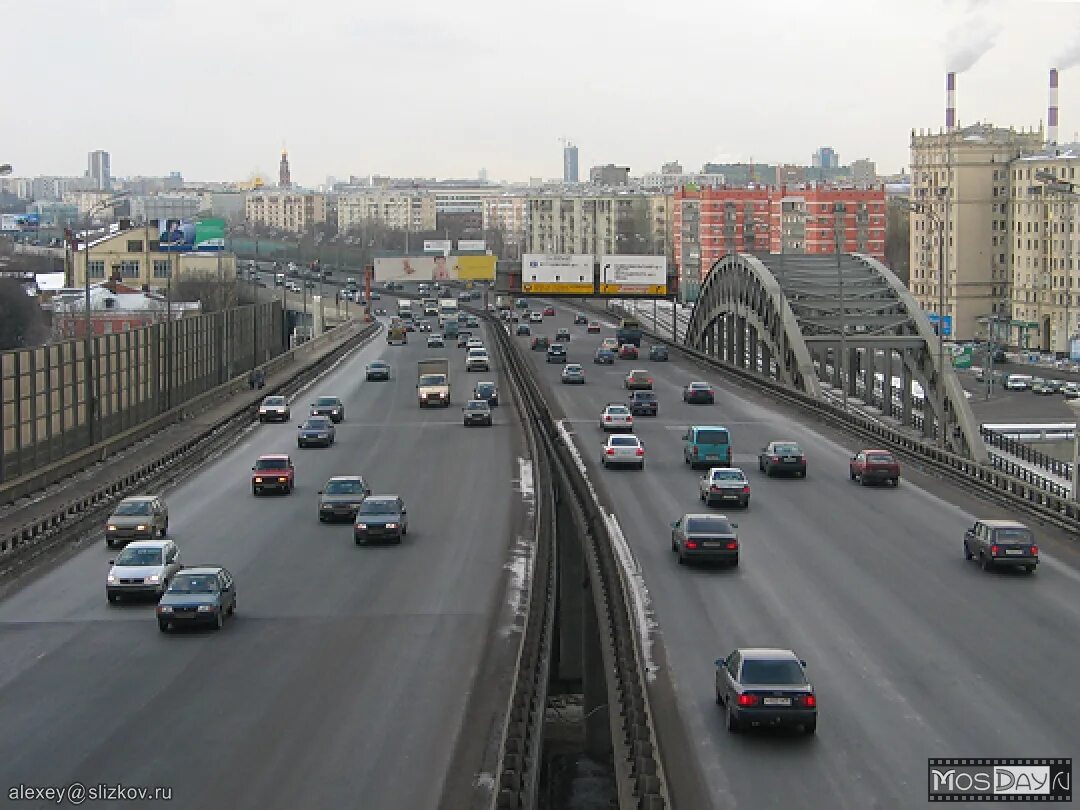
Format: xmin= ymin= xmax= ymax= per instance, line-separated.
xmin=245 ymin=191 xmax=327 ymax=233
xmin=482 ymin=194 xmax=527 ymax=245
xmin=1010 ymin=152 xmax=1080 ymax=352
xmin=525 ymin=193 xmax=664 ymax=257
xmin=909 ymin=124 xmax=1042 ymax=341
xmin=72 ymin=225 xmax=237 ymax=291
xmin=337 ymin=191 xmax=436 ymax=234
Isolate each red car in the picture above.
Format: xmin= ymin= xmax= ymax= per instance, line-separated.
xmin=543 ymin=305 xmax=556 ymax=316
xmin=252 ymin=454 xmax=295 ymax=495
xmin=849 ymin=449 xmax=900 ymax=487
xmin=618 ymin=343 xmax=639 ymax=359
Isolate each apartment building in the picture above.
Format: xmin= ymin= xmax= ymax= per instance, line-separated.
xmin=525 ymin=193 xmax=668 ymax=257
xmin=1010 ymin=151 xmax=1080 ymax=352
xmin=245 ymin=191 xmax=327 ymax=233
xmin=482 ymin=194 xmax=528 ymax=246
xmin=673 ymin=185 xmax=886 ymax=293
xmin=336 ymin=190 xmax=436 ymax=233
xmin=909 ymin=124 xmax=1042 ymax=341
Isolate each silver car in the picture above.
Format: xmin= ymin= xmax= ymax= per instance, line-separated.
xmin=562 ymin=363 xmax=586 ymax=384
xmin=699 ymin=467 xmax=751 ymax=508
xmin=466 ymin=349 xmax=490 ymax=372
xmin=601 ymin=434 xmax=645 ymax=469
xmin=258 ymin=395 xmax=290 ymax=423
xmin=600 ymin=403 xmax=634 ymax=432
xmin=106 ymin=539 xmax=182 ymax=602
xmin=318 ymin=476 xmax=372 ymax=522
xmin=105 ymin=495 xmax=169 ymax=548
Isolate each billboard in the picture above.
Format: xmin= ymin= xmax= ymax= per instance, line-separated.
xmin=423 ymin=239 xmax=452 ymax=253
xmin=521 ymin=254 xmax=594 ymax=294
xmin=600 ymin=255 xmax=667 ymax=295
xmin=457 ymin=239 xmax=486 ymax=252
xmin=194 ymin=218 xmax=225 ymax=251
xmin=158 ymin=220 xmax=195 ymax=251
xmin=375 ymin=254 xmax=497 ymax=282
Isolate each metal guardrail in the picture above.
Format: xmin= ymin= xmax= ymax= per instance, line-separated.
xmin=0 ymin=320 xmax=380 ymax=562
xmin=487 ymin=310 xmax=668 ymax=810
xmin=593 ymin=299 xmax=1080 ymax=534
xmin=981 ymin=426 xmax=1072 ymax=481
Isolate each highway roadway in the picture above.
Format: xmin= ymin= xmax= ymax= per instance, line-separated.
xmin=0 ymin=318 xmax=527 ymax=810
xmin=518 ymin=303 xmax=1080 ymax=809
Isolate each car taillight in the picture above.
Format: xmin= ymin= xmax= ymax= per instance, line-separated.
xmin=606 ymin=448 xmax=615 ymax=455
xmin=647 ymin=378 xmax=653 ymax=384
xmin=692 ymin=447 xmax=699 ymax=456
xmin=742 ymin=486 xmax=750 ymax=494
xmin=604 ymin=415 xmax=612 ymax=421
xmin=771 ymin=455 xmax=779 ymax=462
xmin=685 ymin=540 xmax=698 ymax=549
xmin=627 ymin=416 xmax=633 ymax=422
xmin=1031 ymin=545 xmax=1039 ymax=556
xmin=711 ymin=485 xmax=722 ymax=492
xmin=801 ymin=694 xmax=817 ymax=708
xmin=990 ymin=545 xmax=1000 ymax=556
xmin=736 ymin=694 xmax=759 ymax=707
xmin=726 ymin=541 xmax=738 ymax=550
xmin=635 ymin=448 xmax=644 ymax=456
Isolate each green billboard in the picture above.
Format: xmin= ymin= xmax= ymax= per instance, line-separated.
xmin=194 ymin=218 xmax=225 ymax=252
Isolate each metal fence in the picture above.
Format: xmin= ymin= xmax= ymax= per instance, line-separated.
xmin=0 ymin=301 xmax=284 ymax=484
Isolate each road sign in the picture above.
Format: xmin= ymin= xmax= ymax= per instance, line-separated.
xmin=599 ymin=255 xmax=667 ymax=295
xmin=926 ymin=312 xmax=952 ymax=337
xmin=521 ymin=254 xmax=594 ymax=294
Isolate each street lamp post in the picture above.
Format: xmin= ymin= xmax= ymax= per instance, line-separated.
xmin=834 ymin=209 xmax=848 ymax=412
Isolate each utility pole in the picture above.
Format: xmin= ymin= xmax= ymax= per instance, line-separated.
xmin=835 ymin=206 xmax=848 ymax=412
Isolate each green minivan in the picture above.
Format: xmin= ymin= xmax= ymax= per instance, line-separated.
xmin=683 ymin=426 xmax=732 ymax=469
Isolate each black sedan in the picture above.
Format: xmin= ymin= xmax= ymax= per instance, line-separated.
xmin=628 ymin=390 xmax=658 ymax=416
xmin=474 ymin=381 xmax=499 ymax=406
xmin=648 ymin=345 xmax=668 ymax=361
xmin=671 ymin=513 xmax=739 ymax=566
xmin=310 ymin=395 xmax=345 ymax=422
xmin=714 ymin=648 xmax=816 ymax=734
xmin=354 ymin=495 xmax=408 ymax=545
xmin=365 ymin=361 xmax=391 ymax=381
xmin=758 ymin=441 xmax=807 ymax=477
xmin=594 ymin=348 xmax=616 ymax=365
xmin=546 ymin=343 xmax=567 ymax=363
xmin=683 ymin=382 xmax=715 ymax=404
xmin=156 ymin=567 xmax=237 ymax=632
xmin=463 ymin=399 xmax=494 ymax=426
xmin=516 ymin=323 xmax=531 ymax=336
xmin=573 ymin=313 xmax=588 ymax=325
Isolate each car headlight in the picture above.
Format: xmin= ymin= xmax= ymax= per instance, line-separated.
xmin=259 ymin=409 xmax=267 ymax=414
xmin=321 ymin=503 xmax=333 ymax=510
xmin=278 ymin=477 xmax=288 ymax=482
xmin=156 ymin=605 xmax=173 ymax=613
xmin=107 ymin=525 xmax=117 ymax=531
xmin=385 ymin=523 xmax=398 ymax=529
xmin=197 ymin=605 xmax=216 ymax=612
xmin=356 ymin=523 xmax=367 ymax=530
xmin=107 ymin=574 xmax=118 ymax=584
xmin=254 ymin=477 xmax=263 ymax=483
xmin=145 ymin=574 xmax=161 ymax=584
xmin=136 ymin=525 xmax=147 ymax=531
xmin=351 ymin=503 xmax=364 ymax=509
xmin=318 ymin=433 xmax=328 ymax=438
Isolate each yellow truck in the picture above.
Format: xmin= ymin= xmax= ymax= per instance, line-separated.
xmin=387 ymin=322 xmax=408 ymax=345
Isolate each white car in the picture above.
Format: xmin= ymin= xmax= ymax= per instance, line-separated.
xmin=427 ymin=334 xmax=445 ymax=348
xmin=699 ymin=467 xmax=751 ymax=508
xmin=106 ymin=539 xmax=182 ymax=603
xmin=600 ymin=337 xmax=619 ymax=351
xmin=600 ymin=403 xmax=634 ymax=432
xmin=466 ymin=338 xmax=485 ymax=351
xmin=466 ymin=348 xmax=490 ymax=371
xmin=258 ymin=395 xmax=290 ymax=423
xmin=601 ymin=434 xmax=645 ymax=469
xmin=530 ymin=311 xmax=544 ymax=323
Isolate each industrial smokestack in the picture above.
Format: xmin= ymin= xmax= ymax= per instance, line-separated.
xmin=946 ymin=72 xmax=956 ymax=131
xmin=1049 ymin=68 xmax=1060 ymax=146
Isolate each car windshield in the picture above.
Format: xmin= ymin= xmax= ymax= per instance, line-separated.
xmin=565 ymin=365 xmax=582 ymax=373
xmin=773 ymin=444 xmax=801 ymax=455
xmin=476 ymin=384 xmax=494 ymax=393
xmin=686 ymin=517 xmax=734 ymax=533
xmin=255 ymin=458 xmax=288 ymax=470
xmin=315 ymin=397 xmax=339 ymax=406
xmin=358 ymin=500 xmax=399 ymax=515
xmin=696 ymin=430 xmax=729 ymax=444
xmin=866 ymin=453 xmax=895 ymax=464
xmin=610 ymin=437 xmax=639 ymax=447
xmin=597 ymin=349 xmax=613 ymax=356
xmin=115 ymin=547 xmax=163 ymax=565
xmin=712 ymin=470 xmax=744 ymax=481
xmin=325 ymin=480 xmax=363 ymax=494
xmin=419 ymin=374 xmax=445 ymax=385
xmin=633 ymin=392 xmax=656 ymax=400
xmin=369 ymin=362 xmax=387 ymax=369
xmin=113 ymin=501 xmax=152 ymax=516
xmin=690 ymin=382 xmax=710 ymax=390
xmin=302 ymin=419 xmax=328 ymax=429
xmin=466 ymin=401 xmax=489 ymax=410
xmin=607 ymin=406 xmax=629 ymax=415
xmin=740 ymin=659 xmax=807 ymax=685
xmin=168 ymin=574 xmax=219 ymax=594
xmin=994 ymin=528 xmax=1034 ymax=542
xmin=263 ymin=397 xmax=285 ymax=406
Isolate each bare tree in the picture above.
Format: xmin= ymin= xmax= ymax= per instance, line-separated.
xmin=885 ymin=200 xmax=911 ymax=286
xmin=0 ymin=278 xmax=49 ymax=349
xmin=173 ymin=276 xmax=237 ymax=313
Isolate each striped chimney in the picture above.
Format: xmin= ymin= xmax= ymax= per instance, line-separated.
xmin=1049 ymin=68 xmax=1060 ymax=146
xmin=946 ymin=72 xmax=956 ymax=131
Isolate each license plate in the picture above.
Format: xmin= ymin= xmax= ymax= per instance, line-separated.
xmin=705 ymin=455 xmax=719 ymax=461
xmin=783 ymin=457 xmax=796 ymax=462
xmin=722 ymin=494 xmax=738 ymax=499
xmin=762 ymin=697 xmax=791 ymax=706
xmin=1005 ymin=549 xmax=1024 ymax=556
xmin=701 ymin=541 xmax=720 ymax=548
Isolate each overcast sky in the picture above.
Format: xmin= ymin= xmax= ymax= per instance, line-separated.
xmin=3 ymin=0 xmax=1078 ymax=186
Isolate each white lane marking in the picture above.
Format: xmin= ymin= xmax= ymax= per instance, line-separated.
xmin=516 ymin=457 xmax=535 ymax=499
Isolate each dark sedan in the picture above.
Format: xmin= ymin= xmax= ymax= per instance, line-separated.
xmin=683 ymin=382 xmax=715 ymax=404
xmin=365 ymin=361 xmax=391 ymax=381
xmin=628 ymin=390 xmax=658 ymax=416
xmin=297 ymin=417 xmax=335 ymax=448
xmin=758 ymin=441 xmax=807 ymax=477
xmin=546 ymin=343 xmax=567 ymax=363
xmin=964 ymin=519 xmax=1039 ymax=573
xmin=310 ymin=395 xmax=345 ymax=422
xmin=671 ymin=513 xmax=739 ymax=566
xmin=516 ymin=323 xmax=531 ymax=336
xmin=156 ymin=567 xmax=237 ymax=632
xmin=532 ymin=336 xmax=550 ymax=351
xmin=715 ymin=648 xmax=817 ymax=734
xmin=594 ymin=348 xmax=616 ymax=365
xmin=354 ymin=495 xmax=408 ymax=545
xmin=573 ymin=313 xmax=588 ymax=325
xmin=318 ymin=476 xmax=371 ymax=522
xmin=463 ymin=399 xmax=494 ymax=426
xmin=474 ymin=381 xmax=499 ymax=406
xmin=648 ymin=345 xmax=668 ymax=361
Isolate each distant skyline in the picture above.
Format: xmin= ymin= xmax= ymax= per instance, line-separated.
xmin=3 ymin=0 xmax=1077 ymax=187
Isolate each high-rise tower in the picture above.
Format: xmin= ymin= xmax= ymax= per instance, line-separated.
xmin=279 ymin=148 xmax=292 ymax=188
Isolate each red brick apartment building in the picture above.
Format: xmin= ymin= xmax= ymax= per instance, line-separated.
xmin=673 ymin=184 xmax=887 ymax=284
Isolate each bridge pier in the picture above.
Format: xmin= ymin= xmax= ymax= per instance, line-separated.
xmin=882 ymin=349 xmax=894 ymax=417
xmin=748 ymin=327 xmax=759 ymax=373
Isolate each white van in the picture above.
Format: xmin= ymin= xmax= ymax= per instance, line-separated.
xmin=1004 ymin=374 xmax=1034 ymax=391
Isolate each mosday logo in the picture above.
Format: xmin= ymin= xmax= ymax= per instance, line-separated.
xmin=928 ymin=758 xmax=1072 ymax=801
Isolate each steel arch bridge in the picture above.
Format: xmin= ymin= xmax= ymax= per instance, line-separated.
xmin=684 ymin=252 xmax=988 ymax=462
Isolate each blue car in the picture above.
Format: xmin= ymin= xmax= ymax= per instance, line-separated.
xmin=594 ymin=348 xmax=616 ymax=365
xmin=297 ymin=416 xmax=336 ymax=448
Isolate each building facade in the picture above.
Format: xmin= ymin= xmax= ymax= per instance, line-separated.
xmin=589 ymin=164 xmax=631 ymax=186
xmin=851 ymin=159 xmax=877 ymax=187
xmin=336 ymin=190 xmax=436 ymax=233
xmin=909 ymin=124 xmax=1043 ymax=342
xmin=245 ymin=191 xmax=327 ymax=233
xmin=129 ymin=194 xmax=202 ymax=224
xmin=1009 ymin=151 xmax=1080 ymax=352
xmin=563 ymin=144 xmax=579 ymax=184
xmin=88 ymin=150 xmax=111 ymax=191
xmin=673 ymin=185 xmax=887 ymax=293
xmin=525 ymin=193 xmax=668 ymax=258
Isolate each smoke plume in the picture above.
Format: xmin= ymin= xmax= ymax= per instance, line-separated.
xmin=1052 ymin=8 xmax=1080 ymax=70
xmin=945 ymin=0 xmax=1001 ymax=74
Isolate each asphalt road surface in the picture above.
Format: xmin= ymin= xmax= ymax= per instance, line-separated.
xmin=517 ymin=303 xmax=1080 ymax=810
xmin=0 ymin=319 xmax=527 ymax=810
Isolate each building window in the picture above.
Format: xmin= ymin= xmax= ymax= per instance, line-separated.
xmin=119 ymin=260 xmax=140 ymax=278
xmin=88 ymin=260 xmax=105 ymax=278
xmin=153 ymin=260 xmax=171 ymax=279
xmin=127 ymin=240 xmax=144 ymax=252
